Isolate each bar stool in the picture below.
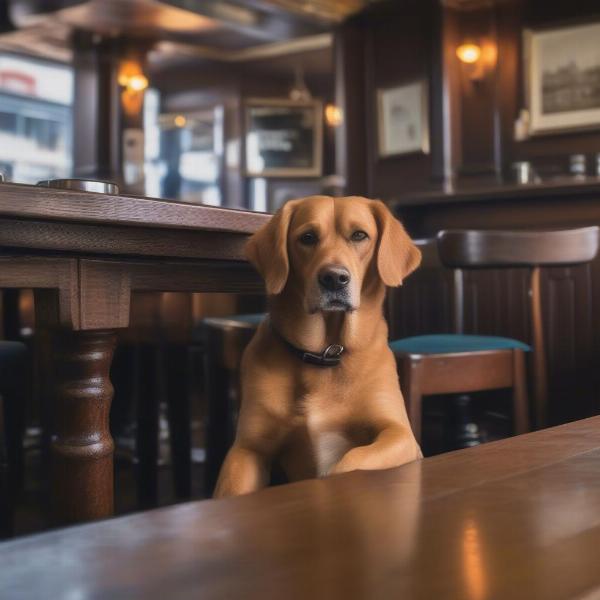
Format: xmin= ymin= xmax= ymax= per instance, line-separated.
xmin=197 ymin=314 xmax=264 ymax=493
xmin=391 ymin=227 xmax=599 ymax=445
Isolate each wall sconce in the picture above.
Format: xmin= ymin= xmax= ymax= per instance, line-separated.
xmin=118 ymin=60 xmax=148 ymax=118
xmin=325 ymin=104 xmax=343 ymax=127
xmin=456 ymin=41 xmax=485 ymax=82
xmin=118 ymin=72 xmax=149 ymax=93
xmin=456 ymin=42 xmax=481 ymax=64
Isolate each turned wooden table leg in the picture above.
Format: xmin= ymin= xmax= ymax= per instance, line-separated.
xmin=51 ymin=329 xmax=117 ymax=524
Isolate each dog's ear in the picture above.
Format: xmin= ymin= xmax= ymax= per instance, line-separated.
xmin=245 ymin=200 xmax=297 ymax=295
xmin=371 ymin=200 xmax=421 ymax=287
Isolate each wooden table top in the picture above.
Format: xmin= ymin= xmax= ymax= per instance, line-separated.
xmin=0 ymin=182 xmax=270 ymax=232
xmin=0 ymin=182 xmax=271 ymax=261
xmin=3 ymin=417 xmax=600 ymax=599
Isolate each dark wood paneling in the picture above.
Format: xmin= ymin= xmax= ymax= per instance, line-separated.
xmin=334 ymin=20 xmax=368 ymax=196
xmin=335 ymin=0 xmax=446 ymax=197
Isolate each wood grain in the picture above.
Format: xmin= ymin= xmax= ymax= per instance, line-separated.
xmin=0 ymin=256 xmax=78 ymax=328
xmin=0 ymin=182 xmax=270 ymax=233
xmin=2 ymin=418 xmax=600 ymax=599
xmin=50 ymin=329 xmax=117 ymax=524
xmin=0 ymin=218 xmax=250 ymax=260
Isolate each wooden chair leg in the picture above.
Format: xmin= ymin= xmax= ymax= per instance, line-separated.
xmin=204 ymin=355 xmax=234 ymax=496
xmin=136 ymin=343 xmax=160 ymax=509
xmin=0 ymin=394 xmax=13 ymax=538
xmin=512 ymin=349 xmax=530 ymax=435
xmin=399 ymin=356 xmax=424 ymax=445
xmin=165 ymin=343 xmax=191 ymax=500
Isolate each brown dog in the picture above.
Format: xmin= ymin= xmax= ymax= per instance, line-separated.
xmin=214 ymin=195 xmax=422 ymax=498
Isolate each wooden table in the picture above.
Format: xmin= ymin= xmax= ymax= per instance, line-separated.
xmin=0 ymin=182 xmax=269 ymax=524
xmin=2 ymin=418 xmax=600 ymax=599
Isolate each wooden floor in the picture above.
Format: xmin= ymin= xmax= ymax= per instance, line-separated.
xmin=3 ymin=417 xmax=600 ymax=599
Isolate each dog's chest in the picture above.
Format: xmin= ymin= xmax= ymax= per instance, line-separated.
xmin=286 ymin=394 xmax=353 ymax=476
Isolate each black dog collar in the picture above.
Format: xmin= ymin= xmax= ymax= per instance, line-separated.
xmin=270 ymin=323 xmax=344 ymax=367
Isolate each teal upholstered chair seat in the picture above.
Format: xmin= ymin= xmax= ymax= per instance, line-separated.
xmin=203 ymin=313 xmax=266 ymax=329
xmin=228 ymin=313 xmax=266 ymax=326
xmin=389 ymin=334 xmax=530 ymax=356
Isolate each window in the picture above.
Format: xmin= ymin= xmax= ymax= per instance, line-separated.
xmin=0 ymin=54 xmax=73 ymax=184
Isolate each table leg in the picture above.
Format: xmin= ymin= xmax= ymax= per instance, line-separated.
xmin=51 ymin=329 xmax=117 ymax=524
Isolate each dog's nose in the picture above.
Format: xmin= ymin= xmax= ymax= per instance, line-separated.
xmin=318 ymin=266 xmax=351 ymax=291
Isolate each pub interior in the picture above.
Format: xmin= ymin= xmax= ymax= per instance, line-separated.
xmin=3 ymin=0 xmax=600 ymax=597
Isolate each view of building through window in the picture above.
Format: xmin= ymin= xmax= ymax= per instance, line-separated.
xmin=0 ymin=54 xmax=73 ymax=184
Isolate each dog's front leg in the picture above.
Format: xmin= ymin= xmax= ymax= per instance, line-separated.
xmin=213 ymin=445 xmax=269 ymax=498
xmin=329 ymin=425 xmax=422 ymax=475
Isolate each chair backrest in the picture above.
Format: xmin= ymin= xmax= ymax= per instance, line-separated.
xmin=437 ymin=227 xmax=600 ymax=269
xmin=414 ymin=238 xmax=442 ymax=270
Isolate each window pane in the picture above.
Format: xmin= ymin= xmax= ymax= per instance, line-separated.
xmin=0 ymin=54 xmax=73 ymax=184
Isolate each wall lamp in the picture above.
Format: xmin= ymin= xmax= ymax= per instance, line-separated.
xmin=325 ymin=104 xmax=343 ymax=127
xmin=118 ymin=59 xmax=149 ymax=93
xmin=118 ymin=72 xmax=149 ymax=93
xmin=456 ymin=40 xmax=487 ymax=82
xmin=456 ymin=42 xmax=482 ymax=65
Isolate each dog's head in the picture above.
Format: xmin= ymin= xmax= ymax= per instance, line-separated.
xmin=246 ymin=196 xmax=421 ymax=313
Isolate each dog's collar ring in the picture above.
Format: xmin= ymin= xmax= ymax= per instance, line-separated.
xmin=322 ymin=344 xmax=344 ymax=359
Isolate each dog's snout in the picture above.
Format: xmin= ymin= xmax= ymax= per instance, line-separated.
xmin=318 ymin=266 xmax=351 ymax=291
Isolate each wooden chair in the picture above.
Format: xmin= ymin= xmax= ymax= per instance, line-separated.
xmin=196 ymin=314 xmax=264 ymax=494
xmin=392 ymin=227 xmax=599 ymax=444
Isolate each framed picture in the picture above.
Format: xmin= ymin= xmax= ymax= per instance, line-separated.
xmin=377 ymin=81 xmax=429 ymax=157
xmin=525 ymin=21 xmax=600 ymax=135
xmin=245 ymin=99 xmax=322 ymax=177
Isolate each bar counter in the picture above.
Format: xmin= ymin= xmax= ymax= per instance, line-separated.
xmin=393 ymin=177 xmax=600 ymax=208
xmin=2 ymin=418 xmax=600 ymax=599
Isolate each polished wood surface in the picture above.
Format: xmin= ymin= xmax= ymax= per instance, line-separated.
xmin=437 ymin=227 xmax=600 ymax=268
xmin=51 ymin=330 xmax=117 ymax=524
xmin=395 ymin=178 xmax=600 ymax=208
xmin=0 ymin=183 xmax=266 ymax=524
xmin=2 ymin=417 xmax=600 ymax=599
xmin=0 ymin=182 xmax=269 ymax=233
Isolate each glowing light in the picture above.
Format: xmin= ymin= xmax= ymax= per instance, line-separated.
xmin=462 ymin=518 xmax=487 ymax=600
xmin=126 ymin=74 xmax=148 ymax=92
xmin=456 ymin=43 xmax=481 ymax=64
xmin=174 ymin=114 xmax=187 ymax=128
xmin=118 ymin=62 xmax=148 ymax=93
xmin=325 ymin=104 xmax=343 ymax=127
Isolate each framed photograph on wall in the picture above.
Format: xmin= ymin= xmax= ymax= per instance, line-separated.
xmin=525 ymin=21 xmax=600 ymax=135
xmin=377 ymin=81 xmax=429 ymax=158
xmin=244 ymin=99 xmax=322 ymax=177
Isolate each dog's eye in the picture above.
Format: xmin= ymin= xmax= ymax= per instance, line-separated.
xmin=299 ymin=231 xmax=318 ymax=245
xmin=350 ymin=230 xmax=369 ymax=242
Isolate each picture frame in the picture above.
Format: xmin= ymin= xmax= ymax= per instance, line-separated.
xmin=525 ymin=21 xmax=600 ymax=135
xmin=377 ymin=81 xmax=429 ymax=158
xmin=244 ymin=98 xmax=323 ymax=177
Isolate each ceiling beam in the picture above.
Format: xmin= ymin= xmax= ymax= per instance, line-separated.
xmin=162 ymin=0 xmax=327 ymax=42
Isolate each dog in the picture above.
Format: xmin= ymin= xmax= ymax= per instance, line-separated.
xmin=214 ymin=195 xmax=422 ymax=498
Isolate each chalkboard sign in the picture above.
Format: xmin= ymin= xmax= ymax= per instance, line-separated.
xmin=245 ymin=99 xmax=322 ymax=177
